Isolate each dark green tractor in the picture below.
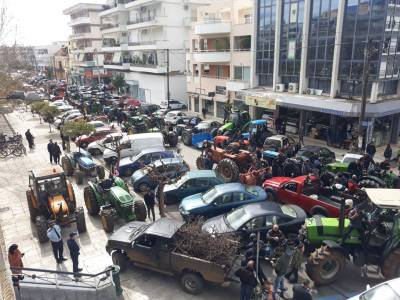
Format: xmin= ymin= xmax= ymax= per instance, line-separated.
xmin=83 ymin=176 xmax=147 ymax=233
xmin=122 ymin=116 xmax=149 ymax=134
xmin=300 ymin=189 xmax=400 ymax=285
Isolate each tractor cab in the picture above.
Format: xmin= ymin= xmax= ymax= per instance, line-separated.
xmin=218 ymin=110 xmax=251 ymax=135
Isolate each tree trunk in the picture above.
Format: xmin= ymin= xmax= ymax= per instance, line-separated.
xmin=48 ymin=123 xmax=52 ymax=133
xmin=158 ymin=182 xmax=166 ymax=218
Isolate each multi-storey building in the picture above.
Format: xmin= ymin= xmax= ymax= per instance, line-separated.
xmin=99 ymin=0 xmax=213 ymax=104
xmin=63 ymin=3 xmax=112 ymax=85
xmin=186 ymin=0 xmax=254 ymax=118
xmin=250 ymin=0 xmax=400 ymax=146
xmin=34 ymin=41 xmax=67 ymax=72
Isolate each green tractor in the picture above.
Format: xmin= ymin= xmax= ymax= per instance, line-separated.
xmin=300 ymin=189 xmax=400 ymax=285
xmin=217 ymin=110 xmax=251 ymax=136
xmin=83 ymin=176 xmax=147 ymax=233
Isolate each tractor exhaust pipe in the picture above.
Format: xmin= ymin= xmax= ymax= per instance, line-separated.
xmin=334 ymin=196 xmax=346 ymax=236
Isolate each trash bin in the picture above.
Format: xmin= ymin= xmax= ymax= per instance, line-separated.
xmin=111 ymin=265 xmax=123 ymax=296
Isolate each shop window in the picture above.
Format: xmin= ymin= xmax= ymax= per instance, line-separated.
xmin=194 ymin=97 xmax=199 ymax=112
xmin=216 ymin=102 xmax=225 ymax=118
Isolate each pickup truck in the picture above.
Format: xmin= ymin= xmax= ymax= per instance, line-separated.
xmin=106 ymin=218 xmax=237 ymax=295
xmin=263 ymin=175 xmax=346 ymax=217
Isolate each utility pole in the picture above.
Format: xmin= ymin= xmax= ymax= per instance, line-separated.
xmin=166 ymin=48 xmax=170 ymax=109
xmin=357 ymin=39 xmax=374 ymax=152
xmin=94 ymin=48 xmax=101 ymax=85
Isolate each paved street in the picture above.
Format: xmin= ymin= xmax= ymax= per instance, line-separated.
xmin=0 ymin=109 xmax=388 ymax=300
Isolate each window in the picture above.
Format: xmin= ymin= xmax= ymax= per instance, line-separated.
xmin=360 ymin=284 xmax=399 ymax=300
xmin=243 ymin=216 xmax=265 ymax=231
xmin=234 ymin=66 xmax=251 ymax=81
xmin=265 ymin=215 xmax=278 ymax=227
xmin=234 ymin=35 xmax=251 ymax=50
xmin=181 ymin=179 xmax=196 ymax=189
xmin=214 ymin=193 xmax=232 ymax=205
xmin=136 ymin=234 xmax=156 ymax=248
xmin=232 ymin=192 xmax=246 ymax=202
xmin=283 ymin=182 xmax=297 ymax=192
xmin=195 ymin=178 xmax=210 ymax=187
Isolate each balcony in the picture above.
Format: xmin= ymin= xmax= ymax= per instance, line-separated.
xmin=69 ymin=32 xmax=95 ymax=40
xmin=68 ymin=17 xmax=91 ymax=27
xmin=101 ymin=24 xmax=127 ymax=34
xmin=125 ymin=0 xmax=161 ymax=10
xmin=194 ymin=21 xmax=231 ymax=35
xmin=128 ymin=40 xmax=166 ymax=50
xmin=130 ymin=63 xmax=167 ymax=73
xmin=99 ymin=3 xmax=126 ymax=17
xmin=103 ymin=62 xmax=131 ymax=70
xmin=127 ymin=15 xmax=166 ymax=30
xmin=226 ymin=80 xmax=250 ymax=91
xmin=192 ymin=50 xmax=231 ymax=63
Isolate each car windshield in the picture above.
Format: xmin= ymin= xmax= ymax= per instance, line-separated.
xmin=202 ymin=187 xmax=218 ymax=204
xmin=264 ymin=139 xmax=281 ymax=148
xmin=225 ymin=207 xmax=250 ymax=230
xmin=245 ymin=186 xmax=258 ymax=196
xmin=361 ymin=284 xmax=398 ymax=300
xmin=37 ymin=177 xmax=66 ymax=196
xmin=342 ymin=156 xmax=358 ymax=164
xmin=281 ymin=205 xmax=297 ymax=218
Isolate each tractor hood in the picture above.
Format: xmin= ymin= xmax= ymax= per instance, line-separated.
xmin=77 ymin=156 xmax=95 ymax=169
xmin=110 ymin=186 xmax=134 ymax=206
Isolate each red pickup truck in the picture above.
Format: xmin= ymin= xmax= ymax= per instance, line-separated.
xmin=75 ymin=127 xmax=117 ymax=148
xmin=262 ymin=175 xmax=345 ymax=217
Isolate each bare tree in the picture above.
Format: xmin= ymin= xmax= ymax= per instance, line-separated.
xmin=0 ymin=1 xmax=12 ymax=44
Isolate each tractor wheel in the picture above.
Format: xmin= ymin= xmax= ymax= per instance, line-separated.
xmin=134 ymin=200 xmax=147 ymax=221
xmin=196 ymin=156 xmax=207 ymax=170
xmin=61 ymin=156 xmax=73 ymax=176
xmin=35 ymin=216 xmax=49 ymax=243
xmin=83 ymin=186 xmax=100 ymax=216
xmin=182 ymin=132 xmax=192 ymax=146
xmin=180 ymin=272 xmax=204 ymax=295
xmin=112 ymin=251 xmax=128 ymax=272
xmin=96 ymin=165 xmax=105 ymax=180
xmin=75 ymin=171 xmax=84 ymax=185
xmin=306 ymin=246 xmax=346 ymax=285
xmin=216 ymin=158 xmax=240 ymax=183
xmin=381 ymin=248 xmax=400 ymax=279
xmin=168 ymin=132 xmax=178 ymax=147
xmin=26 ymin=190 xmax=38 ymax=222
xmin=100 ymin=211 xmax=115 ymax=233
xmin=75 ymin=207 xmax=87 ymax=233
xmin=358 ymin=179 xmax=382 ymax=188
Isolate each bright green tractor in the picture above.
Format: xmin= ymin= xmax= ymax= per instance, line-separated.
xmin=83 ymin=176 xmax=147 ymax=233
xmin=217 ymin=110 xmax=251 ymax=136
xmin=300 ymin=189 xmax=400 ymax=286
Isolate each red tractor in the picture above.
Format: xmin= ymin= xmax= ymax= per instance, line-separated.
xmin=196 ymin=143 xmax=252 ymax=182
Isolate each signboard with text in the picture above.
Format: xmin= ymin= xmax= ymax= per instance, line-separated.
xmin=245 ymin=95 xmax=277 ymax=110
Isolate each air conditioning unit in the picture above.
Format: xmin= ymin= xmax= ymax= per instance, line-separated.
xmin=275 ymin=84 xmax=285 ymax=92
xmin=288 ymin=83 xmax=298 ymax=93
xmin=305 ymin=88 xmax=315 ymax=95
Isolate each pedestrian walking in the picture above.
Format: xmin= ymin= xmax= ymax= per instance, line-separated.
xmin=285 ymin=242 xmax=304 ymax=284
xmin=384 ymin=144 xmax=392 ymax=161
xmin=235 ymin=260 xmax=257 ymax=300
xmin=47 ymin=139 xmax=55 ymax=163
xmin=144 ymin=187 xmax=156 ymax=221
xmin=292 ymin=279 xmax=313 ymax=300
xmin=67 ymin=232 xmax=82 ymax=276
xmin=47 ymin=224 xmax=67 ymax=264
xmin=25 ymin=129 xmax=34 ymax=149
xmin=8 ymin=244 xmax=24 ymax=285
xmin=202 ymin=107 xmax=207 ymax=119
xmin=366 ymin=141 xmax=376 ymax=158
xmin=53 ymin=142 xmax=62 ymax=164
xmin=272 ymin=247 xmax=291 ymax=300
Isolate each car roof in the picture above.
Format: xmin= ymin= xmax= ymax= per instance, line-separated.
xmin=184 ymin=170 xmax=217 ymax=179
xmin=215 ymin=183 xmax=245 ymax=193
xmin=144 ymin=218 xmax=184 ymax=238
xmin=123 ymin=132 xmax=163 ymax=141
xmin=241 ymin=201 xmax=282 ymax=218
xmin=365 ymin=189 xmax=400 ymax=209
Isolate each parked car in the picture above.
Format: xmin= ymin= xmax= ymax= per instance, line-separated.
xmin=164 ymin=111 xmax=188 ymax=125
xmin=163 ymin=170 xmax=224 ymax=205
xmin=202 ymin=201 xmax=306 ymax=240
xmin=296 ymin=145 xmax=335 ymax=164
xmin=103 ymin=132 xmax=164 ymax=165
xmin=75 ymin=127 xmax=117 ymax=148
xmin=263 ymin=135 xmax=298 ymax=154
xmin=130 ymin=157 xmax=190 ymax=192
xmin=347 ymin=277 xmax=400 ymax=300
xmin=139 ymin=104 xmax=160 ymax=115
xmin=118 ymin=148 xmax=175 ymax=177
xmin=88 ymin=120 xmax=107 ymax=129
xmin=179 ymin=183 xmax=267 ymax=220
xmin=87 ymin=132 xmax=125 ymax=156
xmin=153 ymin=108 xmax=170 ymax=118
xmin=7 ymin=91 xmax=25 ymax=100
xmin=55 ymin=112 xmax=82 ymax=129
xmin=160 ymin=100 xmax=187 ymax=110
xmin=25 ymin=91 xmax=47 ymax=101
xmin=57 ymin=104 xmax=74 ymax=112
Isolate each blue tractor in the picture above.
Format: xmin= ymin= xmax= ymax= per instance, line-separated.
xmin=181 ymin=120 xmax=222 ymax=148
xmin=61 ymin=149 xmax=105 ymax=185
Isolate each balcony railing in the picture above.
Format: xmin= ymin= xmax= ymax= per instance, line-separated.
xmin=196 ymin=48 xmax=231 ymax=52
xmin=101 ymin=24 xmax=119 ymax=30
xmin=102 ymin=42 xmax=121 ymax=47
xmin=201 ymin=75 xmax=230 ymax=79
xmin=128 ymin=15 xmax=157 ymax=24
xmin=131 ymin=62 xmax=158 ymax=68
xmin=128 ymin=41 xmax=155 ymax=46
xmin=197 ymin=18 xmax=230 ymax=24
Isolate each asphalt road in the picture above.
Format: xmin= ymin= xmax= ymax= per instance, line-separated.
xmin=0 ymin=109 xmax=388 ymax=300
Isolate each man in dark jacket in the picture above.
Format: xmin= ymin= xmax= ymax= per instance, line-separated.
xmin=292 ymin=280 xmax=313 ymax=300
xmin=384 ymin=144 xmax=392 ymax=161
xmin=235 ymin=260 xmax=257 ymax=300
xmin=25 ymin=129 xmax=34 ymax=149
xmin=366 ymin=141 xmax=376 ymax=158
xmin=67 ymin=232 xmax=82 ymax=275
xmin=47 ymin=139 xmax=55 ymax=163
xmin=53 ymin=142 xmax=62 ymax=164
xmin=266 ymin=225 xmax=285 ymax=250
xmin=272 ymin=247 xmax=291 ymax=300
xmin=144 ymin=187 xmax=155 ymax=221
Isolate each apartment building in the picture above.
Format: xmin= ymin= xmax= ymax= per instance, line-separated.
xmin=246 ymin=0 xmax=400 ymax=146
xmin=99 ymin=0 xmax=214 ymax=105
xmin=34 ymin=41 xmax=67 ymax=72
xmin=52 ymin=47 xmax=69 ymax=80
xmin=63 ymin=3 xmax=112 ymax=85
xmin=186 ymin=0 xmax=254 ymax=119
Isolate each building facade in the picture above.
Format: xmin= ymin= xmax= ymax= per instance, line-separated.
xmin=98 ymin=0 xmax=214 ymax=105
xmin=52 ymin=47 xmax=69 ymax=80
xmin=34 ymin=41 xmax=67 ymax=72
xmin=63 ymin=3 xmax=112 ymax=85
xmin=186 ymin=0 xmax=254 ymax=118
xmin=251 ymin=0 xmax=400 ymax=146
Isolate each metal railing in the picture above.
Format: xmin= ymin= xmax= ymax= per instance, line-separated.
xmin=195 ymin=48 xmax=231 ymax=52
xmin=100 ymin=24 xmax=118 ymax=30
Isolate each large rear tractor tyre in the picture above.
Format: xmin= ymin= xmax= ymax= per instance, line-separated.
xmin=35 ymin=216 xmax=49 ymax=243
xmin=216 ymin=158 xmax=240 ymax=183
xmin=96 ymin=165 xmax=105 ymax=180
xmin=112 ymin=251 xmax=128 ymax=272
xmin=75 ymin=171 xmax=84 ymax=185
xmin=381 ymin=248 xmax=400 ymax=279
xmin=26 ymin=190 xmax=39 ymax=222
xmin=358 ymin=179 xmax=382 ymax=189
xmin=180 ymin=272 xmax=204 ymax=295
xmin=134 ymin=200 xmax=147 ymax=222
xmin=61 ymin=156 xmax=73 ymax=176
xmin=83 ymin=186 xmax=100 ymax=216
xmin=100 ymin=211 xmax=114 ymax=233
xmin=182 ymin=132 xmax=192 ymax=146
xmin=306 ymin=246 xmax=346 ymax=285
xmin=75 ymin=207 xmax=87 ymax=233
xmin=167 ymin=132 xmax=179 ymax=147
